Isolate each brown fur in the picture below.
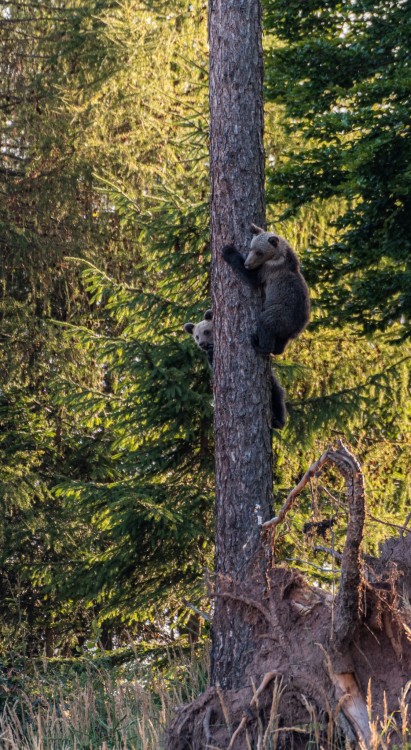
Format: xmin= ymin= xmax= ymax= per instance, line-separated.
xmin=184 ymin=308 xmax=286 ymax=428
xmin=222 ymin=226 xmax=310 ymax=355
xmin=183 ymin=309 xmax=213 ymax=365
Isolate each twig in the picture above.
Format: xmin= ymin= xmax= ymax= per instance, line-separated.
xmin=315 ymin=546 xmax=343 ymax=561
xmin=250 ymin=671 xmax=279 ymax=706
xmin=402 ymin=511 xmax=411 ymax=536
xmin=203 ymin=705 xmax=212 ymax=746
xmin=217 ymin=687 xmax=232 ymax=735
xmin=212 ymin=592 xmax=273 ymax=627
xmin=262 ymin=449 xmax=331 ymax=531
xmin=367 ymin=512 xmax=411 ymax=534
xmin=318 ymin=484 xmax=343 ymax=506
xmin=283 ymin=557 xmax=341 ymax=574
xmin=182 ymin=598 xmax=212 ymax=623
xmin=227 ymin=716 xmax=248 ymax=749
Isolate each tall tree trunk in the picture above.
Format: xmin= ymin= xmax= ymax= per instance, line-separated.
xmin=209 ymin=0 xmax=272 ymax=689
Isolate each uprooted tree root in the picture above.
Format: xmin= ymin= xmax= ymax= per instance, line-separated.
xmin=166 ymin=443 xmax=411 ymax=749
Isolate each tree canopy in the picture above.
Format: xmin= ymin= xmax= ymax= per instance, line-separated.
xmin=264 ymin=0 xmax=411 ymax=338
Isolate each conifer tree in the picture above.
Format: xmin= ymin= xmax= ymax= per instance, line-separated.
xmin=263 ymin=0 xmax=411 ymax=337
xmin=208 ymin=0 xmax=273 ymax=689
xmin=0 ymin=0 xmax=212 ymax=649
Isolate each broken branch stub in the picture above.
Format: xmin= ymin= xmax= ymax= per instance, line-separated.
xmin=264 ymin=441 xmax=366 ymax=656
xmin=328 ymin=443 xmax=365 ymax=655
xmin=263 ymin=443 xmax=366 ymax=652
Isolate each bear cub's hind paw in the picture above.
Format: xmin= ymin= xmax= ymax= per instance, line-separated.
xmin=272 ymin=414 xmax=286 ymax=430
xmin=251 ymin=333 xmax=270 ymax=356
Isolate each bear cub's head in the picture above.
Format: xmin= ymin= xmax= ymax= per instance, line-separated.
xmin=245 ymin=223 xmax=291 ymax=270
xmin=183 ymin=309 xmax=213 ymax=364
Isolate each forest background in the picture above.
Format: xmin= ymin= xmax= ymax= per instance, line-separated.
xmin=0 ymin=0 xmax=410 ymax=744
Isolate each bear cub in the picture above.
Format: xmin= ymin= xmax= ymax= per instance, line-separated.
xmin=183 ymin=309 xmax=286 ymax=430
xmin=183 ymin=309 xmax=214 ymax=366
xmin=222 ymin=224 xmax=310 ymax=356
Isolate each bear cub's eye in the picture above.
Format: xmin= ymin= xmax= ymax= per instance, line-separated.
xmin=204 ymin=330 xmax=210 ymax=336
xmin=195 ymin=335 xmax=199 ymax=340
xmin=256 ymin=250 xmax=263 ymax=257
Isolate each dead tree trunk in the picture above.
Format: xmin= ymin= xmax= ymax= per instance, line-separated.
xmin=209 ymin=0 xmax=273 ymax=690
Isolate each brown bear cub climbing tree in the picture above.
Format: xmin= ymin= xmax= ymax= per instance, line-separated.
xmin=222 ymin=225 xmax=310 ymax=356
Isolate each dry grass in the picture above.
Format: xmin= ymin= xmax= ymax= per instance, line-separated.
xmin=0 ymin=654 xmax=410 ymax=749
xmin=0 ymin=650 xmax=207 ymax=750
xmin=219 ymin=676 xmax=411 ymax=750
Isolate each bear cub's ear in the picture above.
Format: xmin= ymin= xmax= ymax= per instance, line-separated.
xmin=268 ymin=236 xmax=279 ymax=247
xmin=250 ymin=223 xmax=264 ymax=235
xmin=183 ymin=322 xmax=195 ymax=334
xmin=204 ymin=309 xmax=213 ymax=321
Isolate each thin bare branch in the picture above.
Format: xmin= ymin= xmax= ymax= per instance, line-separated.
xmin=315 ymin=545 xmax=343 ymax=561
xmin=182 ymin=598 xmax=212 ymax=623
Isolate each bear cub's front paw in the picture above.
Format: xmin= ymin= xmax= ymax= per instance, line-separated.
xmin=221 ymin=244 xmax=237 ymax=261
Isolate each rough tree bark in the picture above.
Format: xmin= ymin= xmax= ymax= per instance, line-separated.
xmin=208 ymin=0 xmax=272 ymax=690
